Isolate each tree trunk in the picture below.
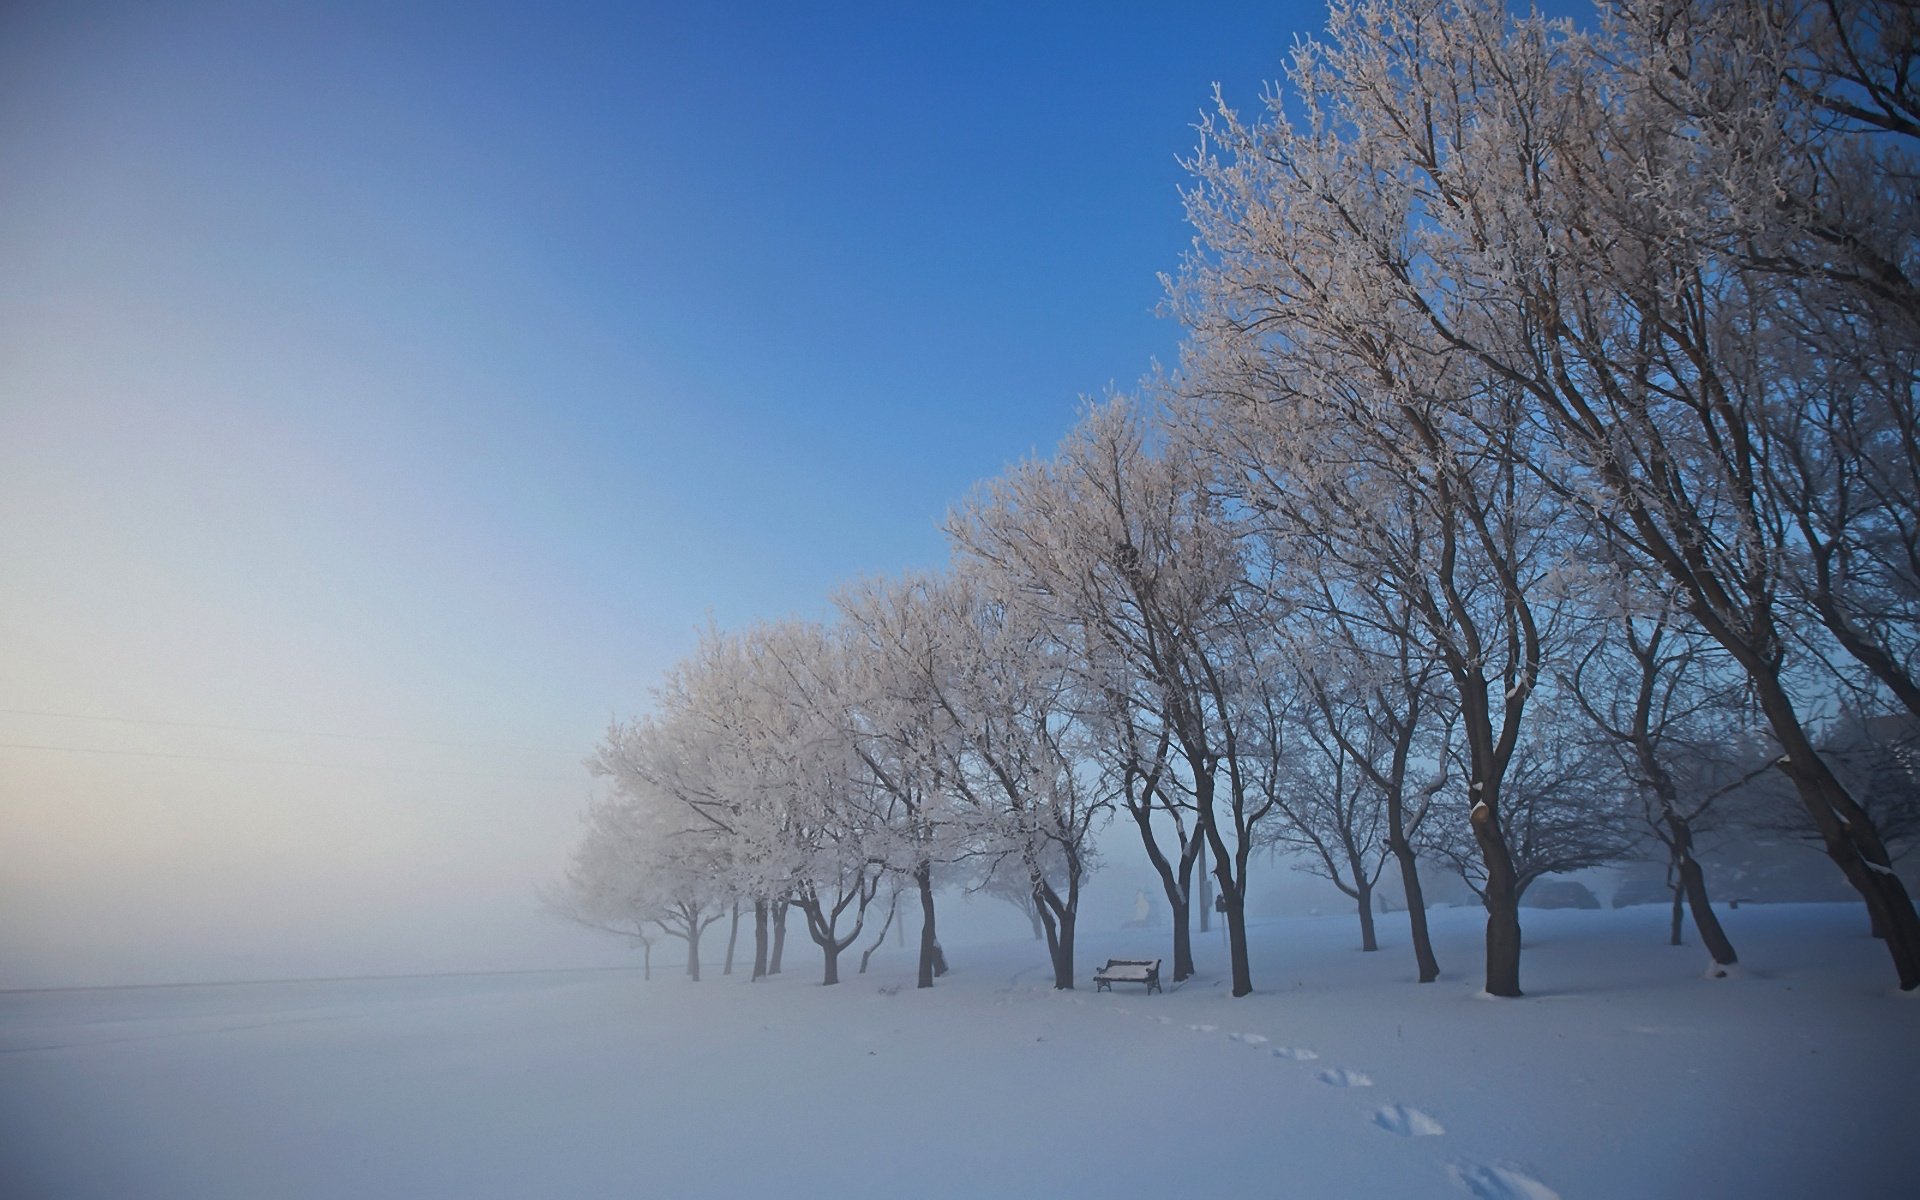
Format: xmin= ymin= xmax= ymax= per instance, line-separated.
xmin=916 ymin=862 xmax=939 ymax=989
xmin=1677 ymin=852 xmax=1737 ymax=968
xmin=770 ymin=901 xmax=788 ymax=975
xmin=1169 ymin=896 xmax=1193 ymax=981
xmin=686 ymin=920 xmax=703 ymax=983
xmin=1036 ymin=882 xmax=1064 ymax=987
xmin=1196 ymin=838 xmax=1213 ymax=934
xmin=859 ymin=892 xmax=899 ymax=975
xmin=1751 ymin=673 xmax=1920 ymax=989
xmin=1033 ymin=875 xmax=1078 ymax=989
xmin=1641 ymin=745 xmax=1738 ymax=967
xmin=642 ymin=941 xmax=652 ymax=982
xmin=751 ymin=899 xmax=769 ymax=981
xmin=1669 ymin=882 xmax=1685 ymax=947
xmin=723 ymin=902 xmax=740 ymax=976
xmin=1356 ymin=880 xmax=1378 ymax=952
xmin=1198 ymin=800 xmax=1253 ymax=997
xmin=1051 ymin=907 xmax=1076 ymax=990
xmin=1657 ymin=619 xmax=1920 ymax=977
xmin=1389 ymin=836 xmax=1440 ymax=982
xmin=821 ymin=939 xmax=841 ymax=986
xmin=1219 ymin=874 xmax=1252 ymax=997
xmin=1472 ymin=795 xmax=1523 ymax=997
xmin=1127 ymin=801 xmax=1199 ymax=980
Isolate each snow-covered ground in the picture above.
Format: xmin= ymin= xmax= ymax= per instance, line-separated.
xmin=2 ymin=902 xmax=1913 ymax=1199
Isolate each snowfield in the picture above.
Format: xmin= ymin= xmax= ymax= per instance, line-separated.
xmin=3 ymin=902 xmax=1914 ymax=1199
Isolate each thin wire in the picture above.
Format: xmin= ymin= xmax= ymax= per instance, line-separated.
xmin=0 ymin=707 xmax=572 ymax=755
xmin=0 ymin=741 xmax=579 ymax=784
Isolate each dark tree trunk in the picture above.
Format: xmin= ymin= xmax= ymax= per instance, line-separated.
xmin=1169 ymin=896 xmax=1193 ymax=981
xmin=770 ymin=901 xmax=788 ymax=975
xmin=1388 ymin=835 xmax=1440 ymax=982
xmin=1356 ymin=881 xmax=1378 ymax=952
xmin=1036 ymin=882 xmax=1065 ymax=988
xmin=1472 ymin=792 xmax=1523 ymax=997
xmin=1198 ymin=792 xmax=1253 ymax=997
xmin=686 ymin=919 xmax=703 ymax=983
xmin=1196 ymin=838 xmax=1213 ymax=934
xmin=1217 ymin=873 xmax=1252 ymax=997
xmin=1678 ymin=858 xmax=1735 ymax=966
xmin=1676 ymin=852 xmax=1737 ymax=967
xmin=751 ymin=899 xmax=769 ymax=981
xmin=1669 ymin=882 xmax=1685 ymax=947
xmin=916 ymin=862 xmax=939 ymax=989
xmin=1127 ymin=800 xmax=1199 ymax=981
xmin=858 ymin=892 xmax=899 ymax=975
xmin=723 ymin=902 xmax=740 ymax=976
xmin=1637 ymin=731 xmax=1739 ymax=967
xmin=1034 ymin=873 xmax=1079 ymax=989
xmin=1752 ymin=674 xmax=1920 ymax=987
xmin=795 ymin=896 xmax=849 ymax=987
xmin=1051 ymin=908 xmax=1076 ymax=989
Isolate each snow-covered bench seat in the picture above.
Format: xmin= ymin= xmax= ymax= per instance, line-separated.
xmin=1092 ymin=958 xmax=1162 ymax=994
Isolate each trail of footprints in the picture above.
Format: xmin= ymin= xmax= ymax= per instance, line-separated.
xmin=1148 ymin=1011 xmax=1556 ymax=1200
xmin=1061 ymin=987 xmax=1554 ymax=1198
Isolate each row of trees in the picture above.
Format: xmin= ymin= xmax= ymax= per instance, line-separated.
xmin=561 ymin=0 xmax=1920 ymax=997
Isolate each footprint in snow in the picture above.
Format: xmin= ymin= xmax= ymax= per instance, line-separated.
xmin=1447 ymin=1161 xmax=1560 ymax=1200
xmin=1148 ymin=1015 xmax=1172 ymax=1025
xmin=1269 ymin=1046 xmax=1319 ymax=1061
xmin=1316 ymin=1067 xmax=1373 ymax=1087
xmin=1227 ymin=1032 xmax=1270 ymax=1045
xmin=1372 ymin=1104 xmax=1445 ymax=1137
xmin=1188 ymin=1023 xmax=1220 ymax=1034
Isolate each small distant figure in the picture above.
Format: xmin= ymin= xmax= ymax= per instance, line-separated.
xmin=1124 ymin=889 xmax=1153 ymax=929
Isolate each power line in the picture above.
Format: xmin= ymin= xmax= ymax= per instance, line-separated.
xmin=0 ymin=707 xmax=574 ymax=756
xmin=0 ymin=741 xmax=581 ymax=785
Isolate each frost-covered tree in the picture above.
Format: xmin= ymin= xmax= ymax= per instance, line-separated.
xmin=1567 ymin=597 xmax=1751 ymax=968
xmin=1424 ymin=712 xmax=1637 ymax=913
xmin=836 ymin=573 xmax=978 ymax=988
xmin=732 ymin=620 xmax=891 ymax=988
xmin=1167 ymin=0 xmax=1920 ymax=990
xmin=932 ymin=569 xmax=1111 ymax=990
xmin=556 ymin=787 xmax=731 ymax=981
xmin=953 ymin=400 xmax=1277 ymax=995
xmin=1288 ymin=596 xmax=1453 ymax=982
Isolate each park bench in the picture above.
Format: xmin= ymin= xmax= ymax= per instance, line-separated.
xmin=1092 ymin=958 xmax=1162 ymax=994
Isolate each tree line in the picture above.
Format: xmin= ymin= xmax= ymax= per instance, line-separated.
xmin=557 ymin=0 xmax=1920 ymax=998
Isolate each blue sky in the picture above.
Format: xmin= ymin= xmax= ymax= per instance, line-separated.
xmin=0 ymin=0 xmax=1322 ymax=984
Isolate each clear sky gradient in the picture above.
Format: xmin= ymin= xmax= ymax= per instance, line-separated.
xmin=1 ymin=0 xmax=1322 ymax=987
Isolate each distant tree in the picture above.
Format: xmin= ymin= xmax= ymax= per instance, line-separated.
xmin=1568 ymin=601 xmax=1751 ymax=968
xmin=556 ymin=789 xmax=729 ymax=981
